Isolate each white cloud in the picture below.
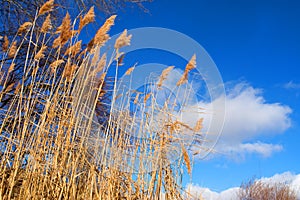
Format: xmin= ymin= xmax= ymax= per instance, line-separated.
xmin=223 ymin=142 xmax=283 ymax=158
xmin=192 ymin=83 xmax=292 ymax=158
xmin=186 ymin=172 xmax=300 ymax=200
xmin=185 ymin=184 xmax=239 ymax=200
xmin=223 ymin=84 xmax=291 ymax=138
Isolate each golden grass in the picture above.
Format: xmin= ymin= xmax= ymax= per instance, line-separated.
xmin=115 ymin=29 xmax=132 ymax=49
xmin=158 ymin=66 xmax=174 ymax=88
xmin=65 ymin=41 xmax=82 ymax=57
xmin=125 ymin=66 xmax=135 ymax=75
xmin=41 ymin=14 xmax=52 ymax=33
xmin=93 ymin=15 xmax=116 ymax=47
xmin=79 ymin=6 xmax=95 ymax=32
xmin=38 ymin=0 xmax=54 ymax=16
xmin=34 ymin=45 xmax=47 ymax=60
xmin=177 ymin=54 xmax=196 ymax=86
xmin=8 ymin=41 xmax=17 ymax=58
xmin=0 ymin=4 xmax=203 ymax=200
xmin=2 ymin=36 xmax=9 ymax=52
xmin=17 ymin=22 xmax=33 ymax=35
xmin=59 ymin=12 xmax=72 ymax=46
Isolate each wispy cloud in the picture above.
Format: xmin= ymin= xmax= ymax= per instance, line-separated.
xmin=224 ymin=142 xmax=283 ymax=158
xmin=283 ymin=81 xmax=300 ymax=89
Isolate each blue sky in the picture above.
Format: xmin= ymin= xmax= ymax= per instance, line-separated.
xmin=96 ymin=0 xmax=300 ymax=194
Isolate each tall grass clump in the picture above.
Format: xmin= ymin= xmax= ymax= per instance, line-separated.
xmin=238 ymin=179 xmax=297 ymax=200
xmin=0 ymin=1 xmax=204 ymax=199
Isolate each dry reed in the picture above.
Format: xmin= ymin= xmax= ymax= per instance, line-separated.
xmin=59 ymin=12 xmax=72 ymax=45
xmin=177 ymin=54 xmax=196 ymax=86
xmin=125 ymin=66 xmax=134 ymax=75
xmin=41 ymin=14 xmax=52 ymax=33
xmin=2 ymin=36 xmax=9 ymax=52
xmin=65 ymin=40 xmax=82 ymax=57
xmin=115 ymin=29 xmax=132 ymax=49
xmin=0 ymin=4 xmax=202 ymax=200
xmin=17 ymin=22 xmax=32 ymax=35
xmin=93 ymin=15 xmax=116 ymax=47
xmin=8 ymin=41 xmax=17 ymax=58
xmin=182 ymin=145 xmax=191 ymax=175
xmin=79 ymin=6 xmax=95 ymax=32
xmin=8 ymin=63 xmax=15 ymax=74
xmin=158 ymin=66 xmax=174 ymax=88
xmin=34 ymin=46 xmax=47 ymax=60
xmin=38 ymin=0 xmax=54 ymax=16
xmin=194 ymin=118 xmax=203 ymax=132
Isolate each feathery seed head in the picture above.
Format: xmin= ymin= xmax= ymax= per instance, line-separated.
xmin=79 ymin=6 xmax=95 ymax=32
xmin=114 ymin=29 xmax=132 ymax=49
xmin=176 ymin=71 xmax=188 ymax=86
xmin=194 ymin=118 xmax=203 ymax=132
xmin=158 ymin=66 xmax=174 ymax=88
xmin=93 ymin=15 xmax=116 ymax=47
xmin=185 ymin=54 xmax=196 ymax=71
xmin=17 ymin=22 xmax=32 ymax=35
xmin=38 ymin=0 xmax=54 ymax=16
xmin=125 ymin=67 xmax=135 ymax=75
xmin=50 ymin=59 xmax=64 ymax=73
xmin=60 ymin=12 xmax=72 ymax=45
xmin=41 ymin=14 xmax=52 ymax=33
xmin=8 ymin=41 xmax=17 ymax=58
xmin=65 ymin=40 xmax=82 ymax=57
xmin=8 ymin=63 xmax=15 ymax=74
xmin=2 ymin=36 xmax=9 ymax=52
xmin=35 ymin=46 xmax=47 ymax=60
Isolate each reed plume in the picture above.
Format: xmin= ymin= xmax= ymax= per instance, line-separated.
xmin=52 ymin=37 xmax=61 ymax=48
xmin=134 ymin=93 xmax=140 ymax=104
xmin=2 ymin=35 xmax=9 ymax=52
xmin=79 ymin=6 xmax=95 ymax=32
xmin=17 ymin=22 xmax=32 ymax=35
xmin=114 ymin=29 xmax=132 ymax=49
xmin=38 ymin=0 xmax=54 ymax=16
xmin=177 ymin=54 xmax=197 ymax=86
xmin=176 ymin=70 xmax=188 ymax=86
xmin=59 ymin=12 xmax=72 ymax=45
xmin=194 ymin=118 xmax=203 ymax=132
xmin=182 ymin=145 xmax=191 ymax=175
xmin=8 ymin=63 xmax=15 ymax=74
xmin=125 ymin=66 xmax=134 ymax=75
xmin=41 ymin=14 xmax=52 ymax=33
xmin=3 ymin=82 xmax=14 ymax=93
xmin=8 ymin=41 xmax=17 ymax=58
xmin=93 ymin=15 xmax=116 ymax=47
xmin=157 ymin=66 xmax=174 ymax=88
xmin=63 ymin=62 xmax=77 ymax=80
xmin=95 ymin=53 xmax=107 ymax=73
xmin=144 ymin=92 xmax=151 ymax=103
xmin=65 ymin=40 xmax=82 ymax=57
xmin=34 ymin=46 xmax=47 ymax=60
xmin=50 ymin=59 xmax=64 ymax=73
xmin=185 ymin=54 xmax=196 ymax=71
